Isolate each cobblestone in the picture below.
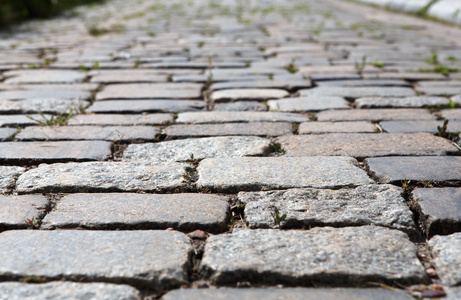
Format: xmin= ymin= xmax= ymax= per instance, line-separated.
xmin=0 ymin=166 xmax=25 ymax=193
xmin=165 ymin=122 xmax=291 ymax=137
xmin=0 ymin=195 xmax=48 ymax=229
xmin=429 ymin=233 xmax=461 ymax=286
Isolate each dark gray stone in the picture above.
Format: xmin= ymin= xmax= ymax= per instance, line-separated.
xmin=176 ymin=112 xmax=308 ymax=124
xmin=16 ymin=162 xmax=187 ymax=193
xmin=317 ymin=109 xmax=435 ymax=122
xmin=41 ymin=193 xmax=229 ymax=232
xmin=381 ymin=120 xmax=461 ymax=133
xmin=3 ymin=70 xmax=87 ymax=84
xmin=68 ymin=114 xmax=173 ymax=126
xmin=365 ymin=156 xmax=461 ymax=183
xmin=0 ymin=195 xmax=48 ymax=228
xmin=429 ymin=233 xmax=461 ymax=286
xmin=0 ymin=230 xmax=191 ymax=289
xmin=87 ymin=100 xmax=206 ymax=113
xmin=299 ymin=121 xmax=377 ymax=133
xmin=213 ymin=101 xmax=267 ymax=111
xmin=412 ymin=188 xmax=461 ymax=238
xmin=0 ymin=128 xmax=16 ymax=140
xmin=96 ymin=83 xmax=203 ymax=100
xmin=0 ymin=166 xmax=25 ymax=193
xmin=299 ymin=87 xmax=415 ymax=99
xmin=0 ymin=99 xmax=89 ymax=114
xmin=165 ymin=122 xmax=292 ymax=137
xmin=268 ymin=96 xmax=349 ymax=112
xmin=356 ymin=96 xmax=453 ymax=108
xmin=210 ymin=89 xmax=289 ymax=102
xmin=200 ymin=227 xmax=427 ymax=285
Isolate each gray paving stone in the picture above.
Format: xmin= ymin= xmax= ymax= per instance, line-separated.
xmin=90 ymin=70 xmax=167 ymax=83
xmin=41 ymin=193 xmax=229 ymax=232
xmin=0 ymin=141 xmax=111 ymax=163
xmin=123 ymin=137 xmax=271 ymax=163
xmin=241 ymin=184 xmax=415 ymax=233
xmin=87 ymin=100 xmax=206 ymax=113
xmin=0 ymin=128 xmax=16 ymax=141
xmin=16 ymin=162 xmax=187 ymax=193
xmin=442 ymin=108 xmax=461 ymax=120
xmin=0 ymin=99 xmax=89 ymax=114
xmin=311 ymin=73 xmax=362 ymax=81
xmin=299 ymin=121 xmax=377 ymax=134
xmin=365 ymin=72 xmax=447 ymax=81
xmin=200 ymin=227 xmax=427 ymax=285
xmin=365 ymin=156 xmax=461 ymax=183
xmin=210 ymin=79 xmax=312 ymax=91
xmin=381 ymin=120 xmax=461 ymax=133
xmin=316 ymin=79 xmax=412 ymax=87
xmin=213 ymin=101 xmax=268 ymax=111
xmin=176 ymin=112 xmax=308 ymax=124
xmin=268 ymin=96 xmax=349 ymax=112
xmin=317 ymin=109 xmax=435 ymax=122
xmin=0 ymin=282 xmax=141 ymax=300
xmin=0 ymin=114 xmax=52 ymax=127
xmin=0 ymin=195 xmax=48 ymax=229
xmin=96 ymin=83 xmax=203 ymax=100
xmin=196 ymin=157 xmax=373 ymax=192
xmin=210 ymin=89 xmax=289 ymax=102
xmin=415 ymin=86 xmax=461 ymax=97
xmin=277 ymin=133 xmax=457 ymax=158
xmin=0 ymin=230 xmax=191 ymax=289
xmin=3 ymin=70 xmax=87 ymax=84
xmin=165 ymin=122 xmax=292 ymax=137
xmin=300 ymin=87 xmax=415 ymax=99
xmin=162 ymin=288 xmax=414 ymax=300
xmin=446 ymin=287 xmax=461 ymax=300
xmin=428 ymin=233 xmax=461 ymax=286
xmin=0 ymin=166 xmax=25 ymax=193
xmin=68 ymin=114 xmax=173 ymax=126
xmin=16 ymin=126 xmax=158 ymax=141
xmin=412 ymin=188 xmax=461 ymax=238
xmin=356 ymin=96 xmax=453 ymax=108
xmin=0 ymin=89 xmax=91 ymax=100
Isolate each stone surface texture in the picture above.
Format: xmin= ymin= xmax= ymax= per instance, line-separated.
xmin=0 ymin=166 xmax=25 ymax=193
xmin=429 ymin=233 xmax=461 ymax=286
xmin=0 ymin=195 xmax=48 ymax=228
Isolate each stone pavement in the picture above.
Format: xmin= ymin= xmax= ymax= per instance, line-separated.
xmin=0 ymin=0 xmax=461 ymax=299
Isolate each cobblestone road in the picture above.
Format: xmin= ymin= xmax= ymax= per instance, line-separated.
xmin=1 ymin=0 xmax=461 ymax=299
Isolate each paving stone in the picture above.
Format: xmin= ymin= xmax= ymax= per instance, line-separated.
xmin=428 ymin=233 xmax=461 ymax=286
xmin=268 ymin=96 xmax=350 ymax=112
xmin=241 ymin=184 xmax=415 ymax=233
xmin=87 ymin=100 xmax=206 ymax=113
xmin=412 ymin=188 xmax=461 ymax=238
xmin=415 ymin=86 xmax=461 ymax=97
xmin=90 ymin=70 xmax=167 ymax=83
xmin=176 ymin=112 xmax=308 ymax=124
xmin=16 ymin=126 xmax=158 ymax=141
xmin=311 ymin=73 xmax=362 ymax=81
xmin=200 ymin=226 xmax=427 ymax=285
xmin=442 ymin=108 xmax=461 ymax=120
xmin=96 ymin=83 xmax=203 ymax=100
xmin=0 ymin=141 xmax=112 ymax=163
xmin=162 ymin=288 xmax=414 ymax=300
xmin=0 ymin=166 xmax=25 ymax=193
xmin=196 ymin=157 xmax=373 ymax=192
xmin=0 ymin=195 xmax=48 ymax=229
xmin=16 ymin=162 xmax=187 ymax=193
xmin=365 ymin=156 xmax=461 ymax=183
xmin=0 ymin=230 xmax=191 ymax=289
xmin=0 ymin=282 xmax=141 ymax=300
xmin=316 ymin=79 xmax=412 ymax=87
xmin=41 ymin=193 xmax=229 ymax=233
xmin=0 ymin=128 xmax=16 ymax=140
xmin=317 ymin=109 xmax=435 ymax=122
xmin=123 ymin=137 xmax=271 ymax=163
xmin=210 ymin=79 xmax=312 ymax=91
xmin=210 ymin=89 xmax=289 ymax=102
xmin=381 ymin=120 xmax=461 ymax=133
xmin=277 ymin=133 xmax=457 ymax=158
xmin=0 ymin=114 xmax=53 ymax=127
xmin=3 ymin=70 xmax=87 ymax=84
xmin=0 ymin=89 xmax=91 ymax=100
xmin=68 ymin=114 xmax=173 ymax=125
xmin=365 ymin=72 xmax=447 ymax=81
xmin=355 ymin=96 xmax=453 ymax=108
xmin=446 ymin=287 xmax=461 ymax=300
xmin=0 ymin=99 xmax=89 ymax=114
xmin=300 ymin=87 xmax=416 ymax=99
xmin=299 ymin=121 xmax=377 ymax=134
xmin=165 ymin=122 xmax=292 ymax=137
xmin=213 ymin=101 xmax=268 ymax=111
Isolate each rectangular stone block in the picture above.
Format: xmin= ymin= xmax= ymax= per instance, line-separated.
xmin=96 ymin=83 xmax=203 ymax=100
xmin=210 ymin=89 xmax=289 ymax=102
xmin=268 ymin=96 xmax=350 ymax=112
xmin=0 ymin=128 xmax=16 ymax=141
xmin=176 ymin=112 xmax=308 ymax=124
xmin=16 ymin=162 xmax=187 ymax=193
xmin=213 ymin=101 xmax=267 ymax=112
xmin=299 ymin=87 xmax=415 ymax=99
xmin=90 ymin=70 xmax=167 ymax=83
xmin=0 ymin=114 xmax=52 ymax=127
xmin=0 ymin=166 xmax=25 ymax=193
xmin=0 ymin=230 xmax=191 ymax=289
xmin=442 ymin=109 xmax=461 ymax=120
xmin=165 ymin=122 xmax=292 ymax=137
xmin=200 ymin=227 xmax=427 ymax=286
xmin=210 ymin=79 xmax=312 ymax=91
xmin=0 ymin=99 xmax=89 ymax=114
xmin=0 ymin=89 xmax=91 ymax=100
xmin=316 ymin=79 xmax=411 ymax=87
xmin=429 ymin=233 xmax=461 ymax=286
xmin=356 ymin=96 xmax=453 ymax=108
xmin=299 ymin=121 xmax=377 ymax=133
xmin=381 ymin=120 xmax=461 ymax=133
xmin=0 ymin=195 xmax=48 ymax=229
xmin=87 ymin=100 xmax=206 ymax=113
xmin=68 ymin=114 xmax=173 ymax=126
xmin=3 ymin=70 xmax=86 ymax=84
xmin=317 ymin=109 xmax=435 ymax=122
xmin=41 ymin=193 xmax=229 ymax=233
xmin=196 ymin=157 xmax=373 ymax=192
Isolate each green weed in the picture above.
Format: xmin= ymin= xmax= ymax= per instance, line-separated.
xmin=285 ymin=58 xmax=299 ymax=74
xmin=270 ymin=207 xmax=286 ymax=228
xmin=26 ymin=109 xmax=74 ymax=126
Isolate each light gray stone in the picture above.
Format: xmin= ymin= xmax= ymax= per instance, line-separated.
xmin=16 ymin=162 xmax=187 ymax=193
xmin=0 ymin=230 xmax=191 ymax=289
xmin=299 ymin=121 xmax=377 ymax=133
xmin=446 ymin=287 xmax=461 ymax=300
xmin=365 ymin=156 xmax=461 ymax=183
xmin=96 ymin=83 xmax=203 ymax=100
xmin=176 ymin=112 xmax=308 ymax=124
xmin=241 ymin=184 xmax=415 ymax=233
xmin=162 ymin=288 xmax=414 ymax=300
xmin=415 ymin=86 xmax=461 ymax=97
xmin=0 ymin=282 xmax=141 ymax=300
xmin=0 ymin=166 xmax=25 ymax=193
xmin=317 ymin=109 xmax=435 ymax=122
xmin=0 ymin=115 xmax=52 ymax=127
xmin=429 ymin=233 xmax=461 ymax=286
xmin=381 ymin=120 xmax=461 ymax=133
xmin=268 ymin=96 xmax=349 ymax=112
xmin=213 ymin=101 xmax=267 ymax=111
xmin=0 ymin=99 xmax=89 ymax=114
xmin=0 ymin=141 xmax=111 ymax=163
xmin=90 ymin=70 xmax=167 ymax=83
xmin=201 ymin=227 xmax=427 ymax=285
xmin=210 ymin=89 xmax=289 ymax=102
xmin=442 ymin=108 xmax=461 ymax=120
xmin=0 ymin=128 xmax=16 ymax=140
xmin=123 ymin=137 xmax=271 ymax=162
xmin=16 ymin=126 xmax=158 ymax=141
xmin=196 ymin=157 xmax=373 ymax=192
xmin=356 ymin=96 xmax=453 ymax=108
xmin=0 ymin=89 xmax=91 ymax=100
xmin=364 ymin=72 xmax=447 ymax=81
xmin=41 ymin=193 xmax=229 ymax=232
xmin=300 ymin=87 xmax=415 ymax=99
xmin=87 ymin=100 xmax=206 ymax=113
xmin=277 ymin=133 xmax=458 ymax=158
xmin=0 ymin=195 xmax=48 ymax=228
xmin=165 ymin=122 xmax=292 ymax=137
xmin=316 ymin=79 xmax=412 ymax=87
xmin=3 ymin=70 xmax=87 ymax=84
xmin=68 ymin=114 xmax=173 ymax=126
xmin=210 ymin=79 xmax=312 ymax=91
